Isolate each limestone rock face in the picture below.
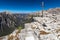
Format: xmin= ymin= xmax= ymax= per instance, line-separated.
xmin=0 ymin=11 xmax=16 ymax=37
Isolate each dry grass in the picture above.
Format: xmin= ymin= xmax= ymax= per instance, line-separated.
xmin=8 ymin=35 xmax=14 ymax=40
xmin=15 ymin=37 xmax=19 ymax=40
xmin=15 ymin=30 xmax=20 ymax=38
xmin=40 ymin=30 xmax=50 ymax=35
xmin=58 ymin=34 xmax=60 ymax=37
xmin=56 ymin=29 xmax=60 ymax=33
xmin=8 ymin=35 xmax=19 ymax=40
xmin=16 ymin=30 xmax=20 ymax=35
xmin=0 ymin=37 xmax=3 ymax=40
xmin=31 ymin=26 xmax=36 ymax=29
xmin=8 ymin=29 xmax=20 ymax=40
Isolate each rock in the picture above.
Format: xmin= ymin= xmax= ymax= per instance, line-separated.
xmin=1 ymin=8 xmax=60 ymax=40
xmin=0 ymin=11 xmax=16 ymax=37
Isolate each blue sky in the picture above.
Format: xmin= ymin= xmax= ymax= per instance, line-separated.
xmin=0 ymin=0 xmax=60 ymax=13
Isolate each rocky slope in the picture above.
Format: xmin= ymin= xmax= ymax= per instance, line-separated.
xmin=0 ymin=11 xmax=16 ymax=37
xmin=30 ymin=8 xmax=60 ymax=16
xmin=0 ymin=8 xmax=60 ymax=40
xmin=0 ymin=11 xmax=34 ymax=37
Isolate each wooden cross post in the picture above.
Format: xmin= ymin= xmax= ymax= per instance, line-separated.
xmin=41 ymin=2 xmax=44 ymax=17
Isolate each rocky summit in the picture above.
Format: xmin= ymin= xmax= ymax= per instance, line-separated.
xmin=0 ymin=8 xmax=60 ymax=40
